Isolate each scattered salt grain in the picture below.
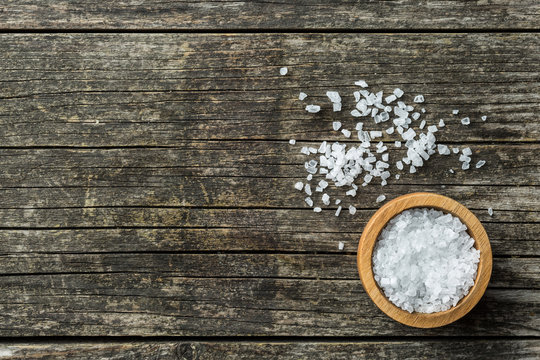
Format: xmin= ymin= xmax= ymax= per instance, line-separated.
xmin=382 ymin=153 xmax=389 ymax=162
xmin=395 ymin=174 xmax=400 ymax=179
xmin=419 ymin=120 xmax=426 ymax=130
xmin=351 ymin=109 xmax=361 ymax=117
xmin=475 ymin=160 xmax=486 ymax=168
xmin=386 ymin=127 xmax=395 ymax=135
xmin=461 ymin=117 xmax=470 ymax=125
xmin=373 ymin=208 xmax=480 ymax=313
xmin=437 ymin=144 xmax=450 ymax=155
xmin=427 ymin=125 xmax=438 ymax=133
xmin=481 ymin=115 xmax=487 ymax=121
xmin=304 ymin=184 xmax=312 ymax=196
xmin=376 ymin=195 xmax=386 ymax=203
xmin=410 ymin=165 xmax=416 ymax=173
xmin=462 ymin=147 xmax=472 ymax=156
xmin=307 ymin=174 xmax=312 ymax=181
xmin=349 ymin=205 xmax=357 ymax=215
xmin=385 ymin=94 xmax=397 ymax=104
xmin=341 ymin=129 xmax=351 ymax=138
xmin=279 ymin=67 xmax=288 ymax=76
xmin=305 ymin=105 xmax=321 ymax=113
xmin=326 ymin=91 xmax=341 ymax=104
xmin=449 ymin=169 xmax=455 ymax=174
xmin=394 ymin=141 xmax=402 ymax=147
xmin=299 ymin=92 xmax=307 ymax=101
xmin=322 ymin=193 xmax=330 ymax=205
xmin=393 ymin=88 xmax=404 ymax=98
xmin=333 ymin=121 xmax=342 ymax=131
xmin=289 ymin=139 xmax=296 ymax=145
xmin=346 ymin=189 xmax=357 ymax=197
xmin=313 ymin=207 xmax=322 ymax=213
xmin=488 ymin=208 xmax=493 ymax=216
xmin=452 ymin=109 xmax=459 ymax=115
xmin=452 ymin=147 xmax=460 ymax=154
xmin=355 ymin=80 xmax=368 ymax=88
xmin=421 ymin=108 xmax=426 ymax=113
xmin=338 ymin=241 xmax=344 ymax=250
xmin=305 ymin=197 xmax=313 ymax=207
xmin=294 ymin=182 xmax=303 ymax=191
xmin=335 ymin=199 xmax=341 ymax=205
xmin=462 ymin=162 xmax=470 ymax=170
xmin=413 ymin=95 xmax=425 ymax=103
xmin=396 ymin=161 xmax=404 ymax=170
xmin=438 ymin=119 xmax=445 ymax=127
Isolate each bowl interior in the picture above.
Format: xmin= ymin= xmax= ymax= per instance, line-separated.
xmin=357 ymin=192 xmax=492 ymax=328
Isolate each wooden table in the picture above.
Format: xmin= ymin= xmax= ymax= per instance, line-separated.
xmin=0 ymin=2 xmax=539 ymax=359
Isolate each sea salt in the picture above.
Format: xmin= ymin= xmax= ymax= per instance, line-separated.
xmin=349 ymin=205 xmax=357 ymax=215
xmin=299 ymin=92 xmax=307 ymax=100
xmin=373 ymin=208 xmax=480 ymax=313
xmin=335 ymin=206 xmax=342 ymax=217
xmin=333 ymin=121 xmax=342 ymax=131
xmin=481 ymin=115 xmax=487 ymax=121
xmin=289 ymin=139 xmax=296 ymax=145
xmin=355 ymin=80 xmax=368 ymax=88
xmin=279 ymin=67 xmax=288 ymax=76
xmin=461 ymin=117 xmax=471 ymax=125
xmin=376 ymin=195 xmax=386 ymax=203
xmin=305 ymin=105 xmax=321 ymax=113
xmin=452 ymin=109 xmax=459 ymax=115
xmin=488 ymin=208 xmax=493 ymax=216
xmin=294 ymin=182 xmax=303 ymax=190
xmin=413 ymin=95 xmax=425 ymax=103
xmin=338 ymin=241 xmax=345 ymax=250
xmin=341 ymin=129 xmax=352 ymax=138
xmin=475 ymin=160 xmax=486 ymax=168
xmin=313 ymin=207 xmax=322 ymax=213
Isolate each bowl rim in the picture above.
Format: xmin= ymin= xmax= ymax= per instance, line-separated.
xmin=357 ymin=192 xmax=492 ymax=328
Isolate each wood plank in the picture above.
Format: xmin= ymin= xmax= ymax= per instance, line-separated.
xmin=0 ymin=34 xmax=538 ymax=146
xmin=0 ymin=225 xmax=537 ymax=255
xmin=0 ymin=254 xmax=536 ymax=288
xmin=0 ymin=274 xmax=537 ymax=336
xmin=1 ymin=1 xmax=538 ymax=30
xmin=1 ymin=340 xmax=538 ymax=359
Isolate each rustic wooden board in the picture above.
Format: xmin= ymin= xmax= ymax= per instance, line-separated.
xmin=0 ymin=274 xmax=538 ymax=336
xmin=1 ymin=340 xmax=539 ymax=359
xmin=1 ymin=1 xmax=539 ymax=30
xmin=0 ymin=34 xmax=538 ymax=146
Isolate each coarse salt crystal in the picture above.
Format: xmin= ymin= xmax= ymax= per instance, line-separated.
xmin=341 ymin=129 xmax=351 ymax=138
xmin=461 ymin=117 xmax=470 ymax=125
xmin=355 ymin=80 xmax=368 ymax=88
xmin=289 ymin=139 xmax=296 ymax=145
xmin=326 ymin=91 xmax=341 ymax=104
xmin=279 ymin=67 xmax=288 ymax=75
xmin=413 ymin=95 xmax=425 ymax=103
xmin=428 ymin=125 xmax=438 ymax=133
xmin=305 ymin=197 xmax=313 ymax=207
xmin=419 ymin=120 xmax=426 ymax=129
xmin=481 ymin=115 xmax=487 ymax=121
xmin=438 ymin=119 xmax=445 ymax=127
xmin=349 ymin=205 xmax=356 ymax=215
xmin=313 ymin=207 xmax=322 ymax=213
xmin=475 ymin=160 xmax=486 ymax=168
xmin=462 ymin=147 xmax=472 ymax=156
xmin=333 ymin=121 xmax=342 ymax=131
xmin=338 ymin=241 xmax=344 ymax=250
xmin=395 ymin=141 xmax=401 ymax=147
xmin=393 ymin=88 xmax=404 ymax=98
xmin=452 ymin=109 xmax=459 ymax=115
xmin=299 ymin=92 xmax=307 ymax=100
xmin=376 ymin=195 xmax=386 ymax=203
xmin=294 ymin=182 xmax=303 ymax=190
xmin=488 ymin=208 xmax=493 ymax=216
xmin=385 ymin=94 xmax=397 ymax=104
xmin=305 ymin=105 xmax=321 ymax=113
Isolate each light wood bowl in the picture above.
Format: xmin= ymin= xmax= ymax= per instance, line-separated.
xmin=357 ymin=192 xmax=492 ymax=328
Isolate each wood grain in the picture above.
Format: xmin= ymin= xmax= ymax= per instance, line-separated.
xmin=0 ymin=34 xmax=538 ymax=146
xmin=0 ymin=340 xmax=538 ymax=359
xmin=0 ymin=274 xmax=537 ymax=336
xmin=0 ymin=1 xmax=538 ymax=30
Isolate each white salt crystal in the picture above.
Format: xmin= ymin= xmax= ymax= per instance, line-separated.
xmin=333 ymin=103 xmax=342 ymax=112
xmin=393 ymin=88 xmax=404 ymax=98
xmin=326 ymin=91 xmax=341 ymax=104
xmin=438 ymin=119 xmax=445 ymax=127
xmin=294 ymin=182 xmax=303 ymax=190
xmin=449 ymin=169 xmax=455 ymax=174
xmin=428 ymin=125 xmax=438 ymax=133
xmin=395 ymin=174 xmax=400 ymax=179
xmin=373 ymin=208 xmax=480 ymax=313
xmin=370 ymin=131 xmax=383 ymax=139
xmin=462 ymin=162 xmax=470 ymax=170
xmin=419 ymin=120 xmax=426 ymax=129
xmin=402 ymin=128 xmax=416 ymax=141
xmin=410 ymin=165 xmax=416 ymax=173
xmin=488 ymin=207 xmax=493 ymax=216
xmin=289 ymin=139 xmax=296 ymax=145
xmin=338 ymin=241 xmax=344 ymax=250
xmin=355 ymin=80 xmax=368 ymax=88
xmin=313 ymin=207 xmax=322 ymax=213
xmin=421 ymin=108 xmax=426 ymax=113
xmin=333 ymin=121 xmax=342 ymax=131
xmin=322 ymin=193 xmax=330 ymax=205
xmin=481 ymin=115 xmax=487 ymax=121
xmin=476 ymin=160 xmax=486 ymax=168
xmin=341 ymin=129 xmax=351 ymax=138
xmin=411 ymin=112 xmax=420 ymax=121
xmin=394 ymin=141 xmax=401 ymax=147
xmin=279 ymin=67 xmax=288 ymax=76
xmin=382 ymin=153 xmax=389 ymax=162
xmin=305 ymin=197 xmax=313 ymax=207
xmin=355 ymin=122 xmax=364 ymax=131
xmin=452 ymin=147 xmax=460 ymax=154
xmin=351 ymin=109 xmax=361 ymax=117
xmin=462 ymin=147 xmax=472 ymax=156
xmin=335 ymin=199 xmax=341 ymax=205
xmin=300 ymin=147 xmax=310 ymax=155
xmin=299 ymin=92 xmax=307 ymax=100
xmin=414 ymin=95 xmax=425 ymax=103
xmin=318 ymin=180 xmax=328 ymax=190
xmin=386 ymin=127 xmax=395 ymax=135
xmin=452 ymin=109 xmax=459 ymax=115
xmin=349 ymin=205 xmax=356 ymax=215
xmin=305 ymin=105 xmax=321 ymax=113
xmin=307 ymin=174 xmax=312 ymax=181
xmin=376 ymin=195 xmax=386 ymax=203
xmin=437 ymin=144 xmax=450 ymax=155
xmin=346 ymin=189 xmax=356 ymax=197
xmin=461 ymin=117 xmax=470 ymax=125
xmin=385 ymin=94 xmax=397 ymax=104
xmin=304 ymin=184 xmax=312 ymax=196
xmin=396 ymin=161 xmax=404 ymax=170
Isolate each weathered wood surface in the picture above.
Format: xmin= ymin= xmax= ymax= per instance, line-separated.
xmin=1 ymin=340 xmax=539 ymax=359
xmin=0 ymin=34 xmax=538 ymax=146
xmin=1 ymin=1 xmax=539 ymax=30
xmin=0 ymin=31 xmax=538 ymax=345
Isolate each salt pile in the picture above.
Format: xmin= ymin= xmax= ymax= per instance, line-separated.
xmin=292 ymin=78 xmax=489 ymax=215
xmin=373 ymin=208 xmax=480 ymax=313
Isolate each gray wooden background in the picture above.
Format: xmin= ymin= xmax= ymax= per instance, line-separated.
xmin=0 ymin=1 xmax=538 ymax=359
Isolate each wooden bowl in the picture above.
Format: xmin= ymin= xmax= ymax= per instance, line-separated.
xmin=357 ymin=192 xmax=492 ymax=328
